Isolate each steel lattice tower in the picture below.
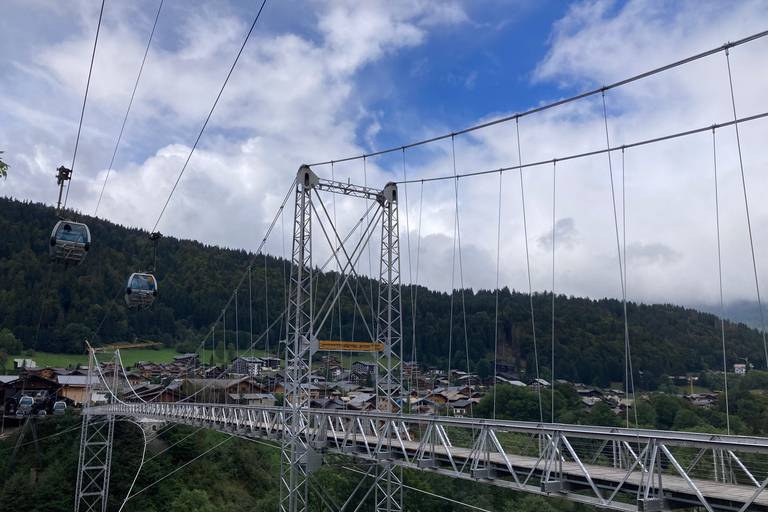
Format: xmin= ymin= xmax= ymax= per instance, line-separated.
xmin=75 ymin=346 xmax=116 ymax=512
xmin=280 ymin=166 xmax=403 ymax=512
xmin=374 ymin=182 xmax=404 ymax=512
xmin=280 ymin=166 xmax=318 ymax=512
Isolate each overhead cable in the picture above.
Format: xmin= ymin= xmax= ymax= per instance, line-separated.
xmin=94 ymin=0 xmax=165 ymax=217
xmin=396 ymin=111 xmax=768 ymax=185
xmin=64 ymin=0 xmax=106 ymax=210
xmin=150 ymin=0 xmax=268 ymax=234
xmin=308 ymin=29 xmax=768 ymax=168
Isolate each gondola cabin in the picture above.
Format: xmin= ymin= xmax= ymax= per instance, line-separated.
xmin=124 ymin=273 xmax=158 ymax=308
xmin=53 ymin=401 xmax=67 ymax=415
xmin=49 ymin=220 xmax=91 ymax=265
xmin=19 ymin=395 xmax=33 ymax=411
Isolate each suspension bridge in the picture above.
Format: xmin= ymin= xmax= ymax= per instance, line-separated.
xmin=9 ymin=3 xmax=768 ymax=510
xmin=70 ymin=162 xmax=768 ymax=512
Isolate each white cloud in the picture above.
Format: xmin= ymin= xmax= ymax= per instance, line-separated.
xmin=2 ymin=0 xmax=768 ymax=311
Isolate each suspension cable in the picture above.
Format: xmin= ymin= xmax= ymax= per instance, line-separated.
xmin=550 ymin=160 xmax=556 ymax=424
xmin=94 ymin=0 xmax=164 ymax=217
xmin=63 ymin=0 xmax=106 ymax=210
xmin=116 ymin=418 xmax=148 ymax=512
xmin=712 ymin=129 xmax=731 ymax=434
xmin=601 ymin=92 xmax=639 ymax=432
xmin=447 ymin=139 xmax=457 ymax=416
xmin=402 ymin=149 xmax=416 ymax=397
xmin=308 ymin=30 xmax=768 ymax=168
xmin=725 ymin=48 xmax=768 ymax=370
xmin=150 ymin=0 xmax=268 ymax=234
xmin=516 ymin=118 xmax=544 ymax=424
xmin=394 ymin=111 xmax=768 ymax=186
xmin=450 ymin=140 xmax=473 ymax=418
xmin=493 ymin=169 xmax=502 ymax=420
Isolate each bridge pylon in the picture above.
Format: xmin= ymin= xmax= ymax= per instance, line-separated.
xmin=280 ymin=166 xmax=404 ymax=512
xmin=74 ymin=346 xmax=117 ymax=512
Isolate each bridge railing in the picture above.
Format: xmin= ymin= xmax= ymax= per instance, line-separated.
xmin=90 ymin=402 xmax=768 ymax=512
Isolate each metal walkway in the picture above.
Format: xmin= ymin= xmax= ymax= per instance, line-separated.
xmin=91 ymin=402 xmax=768 ymax=511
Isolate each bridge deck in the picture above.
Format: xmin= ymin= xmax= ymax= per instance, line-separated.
xmin=90 ymin=403 xmax=768 ymax=511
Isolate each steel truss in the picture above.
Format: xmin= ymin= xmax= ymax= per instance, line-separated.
xmin=75 ymin=349 xmax=116 ymax=512
xmin=281 ymin=166 xmax=403 ymax=512
xmin=94 ymin=402 xmax=768 ymax=512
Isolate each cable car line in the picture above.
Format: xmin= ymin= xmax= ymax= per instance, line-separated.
xmin=64 ymin=0 xmax=106 ymax=211
xmin=83 ymin=0 xmax=270 ymax=350
xmin=94 ymin=0 xmax=165 ymax=218
xmin=149 ymin=0 xmax=268 ymax=235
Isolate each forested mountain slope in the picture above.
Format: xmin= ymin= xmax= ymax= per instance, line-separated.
xmin=1 ymin=197 xmax=765 ymax=388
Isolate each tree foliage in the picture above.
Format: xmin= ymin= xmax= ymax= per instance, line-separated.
xmin=1 ymin=198 xmax=767 ymax=390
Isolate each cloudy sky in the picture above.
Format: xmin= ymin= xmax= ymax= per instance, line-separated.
xmin=2 ymin=0 xmax=768 ymax=308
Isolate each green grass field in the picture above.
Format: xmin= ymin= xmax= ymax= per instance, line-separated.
xmin=4 ymin=347 xmax=391 ymax=373
xmin=3 ymin=348 xmax=183 ymax=371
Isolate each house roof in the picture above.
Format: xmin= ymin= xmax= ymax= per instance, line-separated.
xmin=57 ymin=375 xmax=100 ymax=386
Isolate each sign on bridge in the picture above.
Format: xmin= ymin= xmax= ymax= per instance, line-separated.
xmin=318 ymin=340 xmax=383 ymax=352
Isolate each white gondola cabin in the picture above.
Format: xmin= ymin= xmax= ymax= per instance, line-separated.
xmin=124 ymin=273 xmax=158 ymax=308
xmin=49 ymin=220 xmax=91 ymax=265
xmin=19 ymin=395 xmax=33 ymax=411
xmin=53 ymin=401 xmax=67 ymax=415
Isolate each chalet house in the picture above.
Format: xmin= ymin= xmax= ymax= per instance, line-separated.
xmin=410 ymin=376 xmax=434 ymax=390
xmin=310 ymin=398 xmax=346 ymax=410
xmin=347 ymin=392 xmax=376 ymax=411
xmin=229 ymin=393 xmax=275 ymax=407
xmin=136 ymin=362 xmax=164 ymax=378
xmin=452 ymin=399 xmax=472 ymax=418
xmin=353 ymin=361 xmax=376 ymax=375
xmin=173 ymin=353 xmax=200 ymax=366
xmin=577 ymin=388 xmax=604 ymax=398
xmin=182 ymin=377 xmax=260 ymax=402
xmin=458 ymin=374 xmax=481 ymax=386
xmin=403 ymin=361 xmax=421 ymax=379
xmin=320 ymin=355 xmax=341 ymax=366
xmin=493 ymin=360 xmax=516 ymax=375
xmin=57 ymin=375 xmax=100 ymax=405
xmin=13 ymin=359 xmax=37 ymax=369
xmin=28 ymin=366 xmax=60 ymax=380
xmin=204 ymin=366 xmax=226 ymax=379
xmin=261 ymin=357 xmax=282 ymax=370
xmin=339 ymin=370 xmax=364 ymax=384
xmin=313 ymin=382 xmax=341 ymax=399
xmin=230 ymin=356 xmax=263 ymax=377
xmin=528 ymin=379 xmax=550 ymax=392
xmin=2 ymin=375 xmax=60 ymax=412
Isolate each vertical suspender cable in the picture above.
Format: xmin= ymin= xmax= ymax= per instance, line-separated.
xmin=264 ymin=254 xmax=269 ymax=360
xmin=402 ymin=149 xmax=416 ymax=396
xmin=551 ymin=160 xmax=556 ymax=423
xmin=493 ymin=170 xmax=503 ymax=420
xmin=447 ymin=138 xmax=457 ymax=416
xmin=601 ymin=92 xmax=639 ymax=430
xmin=516 ymin=118 xmax=544 ymax=423
xmin=450 ymin=137 xmax=473 ymax=418
xmin=725 ymin=48 xmax=768 ymax=370
xmin=414 ymin=181 xmax=424 ymax=415
xmin=712 ymin=129 xmax=731 ymax=434
xmin=64 ymin=0 xmax=106 ymax=210
xmin=235 ymin=290 xmax=239 ymax=360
